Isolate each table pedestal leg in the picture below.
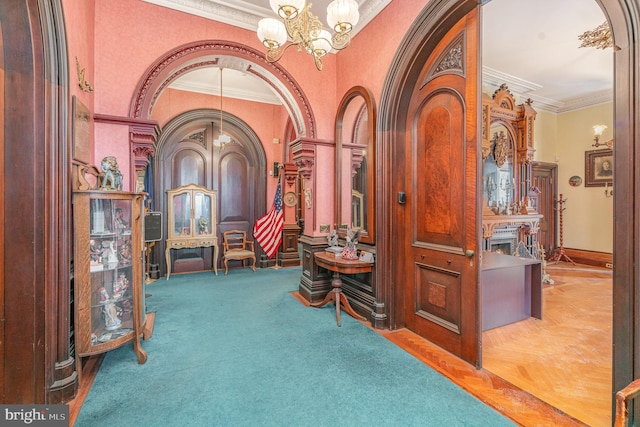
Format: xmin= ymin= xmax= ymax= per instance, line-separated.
xmin=310 ymin=271 xmax=366 ymax=327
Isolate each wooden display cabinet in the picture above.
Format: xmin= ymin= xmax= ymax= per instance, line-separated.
xmin=73 ymin=190 xmax=147 ymax=365
xmin=165 ymin=184 xmax=218 ymax=279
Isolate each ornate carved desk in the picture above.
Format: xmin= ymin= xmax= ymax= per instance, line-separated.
xmin=312 ymin=252 xmax=372 ymax=326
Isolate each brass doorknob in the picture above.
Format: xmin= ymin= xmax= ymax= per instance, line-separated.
xmin=465 ymin=250 xmax=475 ymax=258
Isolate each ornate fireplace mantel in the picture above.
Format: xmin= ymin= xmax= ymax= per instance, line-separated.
xmin=482 ymin=214 xmax=543 ymax=240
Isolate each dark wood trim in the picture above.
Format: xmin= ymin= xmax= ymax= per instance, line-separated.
xmin=334 ymin=86 xmax=377 ymax=245
xmin=0 ymin=0 xmax=77 ymax=403
xmin=94 ymin=114 xmax=158 ymax=127
xmin=601 ymin=0 xmax=640 ymax=419
xmin=562 ymin=248 xmax=613 ymax=269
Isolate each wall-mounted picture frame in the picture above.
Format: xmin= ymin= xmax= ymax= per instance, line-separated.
xmin=72 ymin=95 xmax=91 ymax=164
xmin=585 ymin=149 xmax=613 ymax=187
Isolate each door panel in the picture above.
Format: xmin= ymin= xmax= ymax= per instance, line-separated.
xmin=399 ymin=9 xmax=480 ymax=365
xmin=218 ymin=148 xmax=256 ymax=243
xmin=531 ymin=162 xmax=557 ymax=257
xmin=415 ymin=92 xmax=465 ymax=248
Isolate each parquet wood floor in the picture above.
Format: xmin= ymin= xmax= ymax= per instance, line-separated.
xmin=482 ymin=262 xmax=613 ymax=426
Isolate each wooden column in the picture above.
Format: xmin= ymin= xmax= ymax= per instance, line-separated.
xmin=279 ymin=162 xmax=300 ymax=267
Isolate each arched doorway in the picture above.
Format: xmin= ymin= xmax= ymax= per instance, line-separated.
xmin=154 ymin=108 xmax=267 ymax=274
xmin=378 ymin=0 xmax=640 ymax=417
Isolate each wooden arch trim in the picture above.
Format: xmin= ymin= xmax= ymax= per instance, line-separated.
xmin=128 ymin=40 xmax=317 ymax=139
xmin=377 ymin=0 xmax=478 ymax=328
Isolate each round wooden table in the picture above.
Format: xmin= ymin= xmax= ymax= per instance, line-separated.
xmin=312 ymin=251 xmax=373 ymax=326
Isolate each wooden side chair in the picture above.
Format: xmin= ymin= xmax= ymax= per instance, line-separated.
xmin=222 ymin=230 xmax=256 ymax=275
xmin=615 ymin=378 xmax=640 ymax=426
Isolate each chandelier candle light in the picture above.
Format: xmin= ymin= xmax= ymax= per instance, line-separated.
xmin=257 ymin=0 xmax=360 ymax=71
xmin=214 ymin=67 xmax=232 ymax=150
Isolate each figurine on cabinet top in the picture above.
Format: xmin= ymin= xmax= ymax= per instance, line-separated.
xmin=100 ymin=156 xmax=123 ymax=191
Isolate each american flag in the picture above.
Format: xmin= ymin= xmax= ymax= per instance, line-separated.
xmin=253 ymin=176 xmax=284 ymax=258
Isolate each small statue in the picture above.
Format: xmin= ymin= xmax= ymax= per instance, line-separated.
xmin=198 ymin=216 xmax=208 ymax=234
xmin=107 ymin=241 xmax=119 ymax=267
xmin=327 ymin=230 xmax=339 ymax=247
xmin=98 ymin=287 xmax=109 ymax=303
xmin=118 ymin=241 xmax=132 ymax=262
xmin=90 ymin=239 xmax=102 ymax=265
xmin=100 ymin=156 xmax=123 ymax=191
xmin=114 ymin=207 xmax=127 ymax=230
xmin=341 ymin=228 xmax=363 ymax=260
xmin=113 ymin=273 xmax=129 ymax=298
xmin=102 ymin=302 xmax=121 ymax=330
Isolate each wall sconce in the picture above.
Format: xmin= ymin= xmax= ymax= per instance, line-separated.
xmin=273 ymin=162 xmax=284 ymax=177
xmin=593 ymin=124 xmax=614 ymax=149
xmin=604 ymin=182 xmax=613 ymax=197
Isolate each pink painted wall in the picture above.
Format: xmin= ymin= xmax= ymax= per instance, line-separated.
xmin=62 ymin=0 xmax=96 ymax=162
xmin=93 ymin=0 xmax=337 ymax=140
xmin=62 ymin=0 xmax=433 ymax=223
xmin=335 ymin=1 xmax=431 ymax=102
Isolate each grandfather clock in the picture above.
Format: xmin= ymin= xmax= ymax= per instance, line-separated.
xmin=280 ymin=162 xmax=301 ymax=267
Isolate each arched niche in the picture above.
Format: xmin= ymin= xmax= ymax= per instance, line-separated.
xmin=334 ymin=86 xmax=377 ymax=245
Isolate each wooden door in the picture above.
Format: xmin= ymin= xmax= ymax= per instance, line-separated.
xmin=161 ymin=121 xmax=260 ymax=273
xmin=397 ymin=10 xmax=480 ymax=365
xmin=532 ymin=162 xmax=557 ymax=257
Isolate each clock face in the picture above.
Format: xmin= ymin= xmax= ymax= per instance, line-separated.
xmin=283 ymin=191 xmax=297 ymax=207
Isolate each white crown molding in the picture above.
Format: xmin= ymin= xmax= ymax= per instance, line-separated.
xmin=142 ymin=0 xmax=390 ymax=36
xmin=483 ymin=66 xmax=543 ymax=94
xmin=483 ymin=66 xmax=612 ymax=114
xmin=169 ymin=79 xmax=282 ymax=105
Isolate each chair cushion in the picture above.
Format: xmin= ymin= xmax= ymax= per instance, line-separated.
xmin=224 ymin=250 xmax=255 ymax=260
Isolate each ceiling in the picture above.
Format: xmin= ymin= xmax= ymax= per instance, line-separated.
xmin=145 ymin=0 xmax=613 ymax=114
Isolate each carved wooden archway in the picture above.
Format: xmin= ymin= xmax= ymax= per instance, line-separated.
xmin=126 ymin=40 xmax=318 ymax=189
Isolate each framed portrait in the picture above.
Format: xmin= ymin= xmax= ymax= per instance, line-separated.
xmin=72 ymin=95 xmax=91 ymax=164
xmin=585 ymin=149 xmax=613 ymax=187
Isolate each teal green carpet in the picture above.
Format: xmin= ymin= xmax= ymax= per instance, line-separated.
xmin=75 ymin=267 xmax=514 ymax=426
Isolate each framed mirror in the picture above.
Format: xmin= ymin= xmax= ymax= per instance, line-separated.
xmin=334 ymin=86 xmax=376 ymax=245
xmin=482 ymin=124 xmax=515 ymax=210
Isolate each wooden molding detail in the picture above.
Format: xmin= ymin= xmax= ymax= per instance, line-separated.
xmin=94 ymin=114 xmax=159 ymax=174
xmin=128 ymin=40 xmax=317 ymax=138
xmin=290 ymin=137 xmax=318 ymax=179
xmin=562 ymin=248 xmax=613 ymax=268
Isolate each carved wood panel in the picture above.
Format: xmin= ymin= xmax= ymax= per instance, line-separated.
xmin=397 ymin=9 xmax=480 ymax=366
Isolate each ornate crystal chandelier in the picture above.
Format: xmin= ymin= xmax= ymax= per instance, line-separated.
xmin=257 ymin=0 xmax=360 ymax=71
xmin=578 ymin=21 xmax=613 ymax=50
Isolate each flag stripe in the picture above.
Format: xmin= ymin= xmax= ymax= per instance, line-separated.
xmin=253 ymin=177 xmax=284 ymax=258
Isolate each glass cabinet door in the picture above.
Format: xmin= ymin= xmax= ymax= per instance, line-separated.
xmin=173 ymin=192 xmax=191 ymax=236
xmin=194 ymin=191 xmax=212 ymax=236
xmin=88 ymin=198 xmax=135 ymax=345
